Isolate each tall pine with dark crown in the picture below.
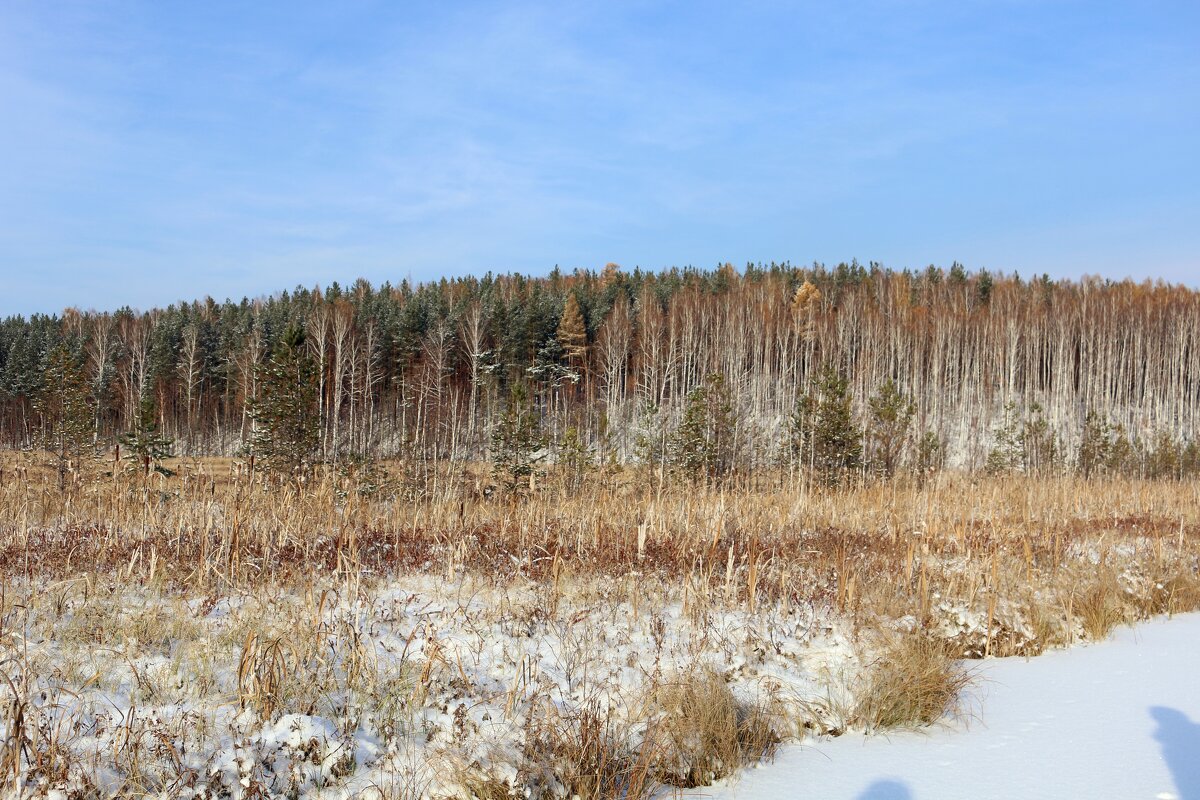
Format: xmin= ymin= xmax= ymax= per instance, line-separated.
xmin=36 ymin=343 xmax=94 ymax=489
xmin=249 ymin=325 xmax=319 ymax=480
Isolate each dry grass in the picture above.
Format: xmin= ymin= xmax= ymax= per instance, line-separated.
xmin=2 ymin=456 xmax=1198 ymax=646
xmin=2 ymin=451 xmax=1200 ymax=795
xmin=238 ymin=631 xmax=290 ymax=721
xmin=1072 ymin=573 xmax=1130 ymax=642
xmin=1161 ymin=570 xmax=1200 ymax=614
xmin=524 ymin=701 xmax=659 ymax=800
xmin=0 ymin=672 xmax=27 ymax=792
xmin=853 ymin=633 xmax=973 ymax=732
xmin=0 ymin=671 xmax=92 ymax=799
xmin=649 ymin=668 xmax=778 ymax=788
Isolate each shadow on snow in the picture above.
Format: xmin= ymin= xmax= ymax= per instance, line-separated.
xmin=856 ymin=778 xmax=914 ymax=800
xmin=1152 ymin=706 xmax=1200 ymax=800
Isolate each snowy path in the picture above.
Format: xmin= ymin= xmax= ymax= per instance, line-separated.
xmin=695 ymin=613 xmax=1200 ymax=800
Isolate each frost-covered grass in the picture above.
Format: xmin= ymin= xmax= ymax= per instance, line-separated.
xmin=1 ymin=574 xmax=849 ymax=798
xmin=1 ymin=459 xmax=1199 ymax=797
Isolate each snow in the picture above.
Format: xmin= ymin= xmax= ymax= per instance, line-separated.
xmin=11 ymin=568 xmax=1200 ymax=799
xmin=693 ymin=613 xmax=1200 ymax=800
xmin=4 ymin=575 xmax=861 ymax=798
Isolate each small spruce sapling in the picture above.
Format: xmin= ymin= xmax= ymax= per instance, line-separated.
xmin=118 ymin=392 xmax=175 ymax=475
xmin=634 ymin=401 xmax=670 ymax=489
xmin=490 ymin=382 xmax=546 ymax=494
xmin=866 ymin=378 xmax=915 ymax=478
xmin=791 ymin=365 xmax=863 ymax=486
xmin=1021 ymin=403 xmax=1059 ymax=474
xmin=914 ymin=430 xmax=943 ymax=479
xmin=556 ymin=425 xmax=595 ymax=491
xmin=1078 ymin=411 xmax=1116 ymax=477
xmin=986 ymin=402 xmax=1023 ymax=475
xmin=669 ymin=372 xmax=738 ymax=484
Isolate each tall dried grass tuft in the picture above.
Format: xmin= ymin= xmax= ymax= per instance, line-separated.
xmin=649 ymin=668 xmax=778 ymax=788
xmin=0 ymin=672 xmax=84 ymax=798
xmin=1072 ymin=573 xmax=1131 ymax=642
xmin=0 ymin=673 xmax=27 ymax=792
xmin=237 ymin=631 xmax=289 ymax=720
xmin=854 ymin=633 xmax=973 ymax=732
xmin=1161 ymin=571 xmax=1200 ymax=615
xmin=524 ymin=701 xmax=658 ymax=800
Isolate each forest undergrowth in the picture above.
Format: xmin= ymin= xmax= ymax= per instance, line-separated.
xmin=2 ymin=454 xmax=1199 ymax=799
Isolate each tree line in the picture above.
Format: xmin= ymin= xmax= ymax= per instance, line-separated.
xmin=3 ymin=261 xmax=1199 ymax=485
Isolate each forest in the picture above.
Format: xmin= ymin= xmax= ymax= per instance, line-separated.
xmin=3 ymin=261 xmax=1199 ymax=482
xmin=6 ymin=265 xmax=1200 ymax=798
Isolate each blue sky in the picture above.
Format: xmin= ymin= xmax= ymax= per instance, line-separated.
xmin=2 ymin=1 xmax=1198 ymax=315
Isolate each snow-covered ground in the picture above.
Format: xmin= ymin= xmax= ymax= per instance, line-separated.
xmin=8 ymin=566 xmax=1200 ymax=799
xmin=696 ymin=613 xmax=1200 ymax=800
xmin=3 ymin=575 xmax=862 ymax=799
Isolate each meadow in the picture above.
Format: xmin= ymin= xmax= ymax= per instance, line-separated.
xmin=2 ymin=453 xmax=1198 ymax=798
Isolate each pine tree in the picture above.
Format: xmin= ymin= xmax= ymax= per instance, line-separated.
xmin=35 ymin=344 xmax=94 ymax=490
xmin=491 ymin=382 xmax=545 ymax=494
xmin=1143 ymin=431 xmax=1183 ymax=480
xmin=1021 ymin=403 xmax=1058 ymax=474
xmin=249 ymin=326 xmax=319 ymax=480
xmin=791 ymin=365 xmax=862 ymax=486
xmin=1078 ymin=411 xmax=1115 ymax=477
xmin=118 ymin=391 xmax=175 ymax=475
xmin=914 ymin=430 xmax=944 ymax=479
xmin=866 ymin=378 xmax=915 ymax=478
xmin=977 ymin=270 xmax=994 ymax=305
xmin=555 ymin=425 xmax=595 ymax=491
xmin=633 ymin=401 xmax=669 ymax=489
xmin=669 ymin=372 xmax=738 ymax=483
xmin=527 ymin=334 xmax=576 ymax=390
xmin=986 ymin=402 xmax=1023 ymax=475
